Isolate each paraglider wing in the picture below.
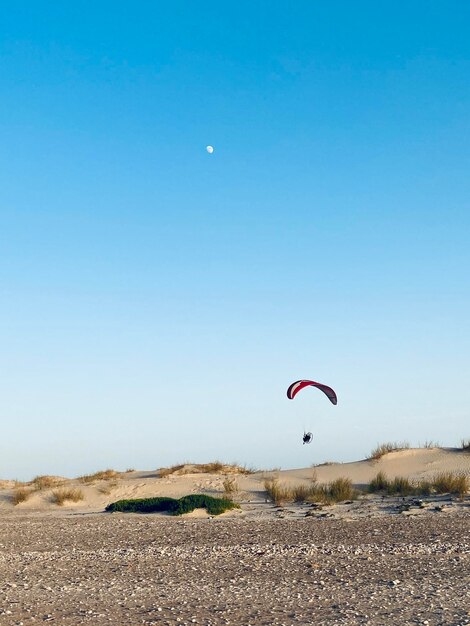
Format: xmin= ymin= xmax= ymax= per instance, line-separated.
xmin=287 ymin=380 xmax=337 ymax=405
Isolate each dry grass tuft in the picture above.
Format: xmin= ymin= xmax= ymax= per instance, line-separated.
xmin=432 ymin=472 xmax=468 ymax=498
xmin=368 ymin=441 xmax=410 ymax=460
xmin=30 ymin=475 xmax=65 ymax=490
xmin=368 ymin=471 xmax=468 ymax=498
xmin=222 ymin=476 xmax=240 ymax=497
xmin=264 ymin=478 xmax=292 ymax=506
xmin=264 ymin=476 xmax=356 ymax=506
xmin=421 ymin=440 xmax=441 ymax=449
xmin=77 ymin=469 xmax=120 ymax=484
xmin=369 ymin=471 xmax=389 ymax=492
xmin=12 ymin=487 xmax=33 ymax=505
xmin=310 ymin=478 xmax=356 ymax=504
xmin=198 ymin=461 xmax=225 ymax=473
xmin=159 ymin=464 xmax=187 ymax=478
xmin=291 ymin=484 xmax=313 ymax=503
xmin=159 ymin=461 xmax=253 ymax=478
xmin=52 ymin=488 xmax=84 ymax=506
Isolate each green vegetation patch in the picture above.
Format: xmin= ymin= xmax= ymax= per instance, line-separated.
xmin=105 ymin=494 xmax=239 ymax=516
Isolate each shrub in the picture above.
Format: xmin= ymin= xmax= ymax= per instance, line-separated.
xmin=368 ymin=442 xmax=410 ymax=460
xmin=12 ymin=488 xmax=32 ymax=505
xmin=105 ymin=494 xmax=239 ymax=516
xmin=176 ymin=495 xmax=238 ymax=515
xmin=31 ymin=475 xmax=64 ymax=490
xmin=106 ymin=497 xmax=178 ymax=513
xmin=52 ymin=488 xmax=84 ymax=505
xmin=461 ymin=439 xmax=470 ymax=452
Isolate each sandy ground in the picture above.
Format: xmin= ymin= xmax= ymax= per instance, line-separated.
xmin=1 ymin=514 xmax=469 ymax=625
xmin=0 ymin=448 xmax=469 ymax=625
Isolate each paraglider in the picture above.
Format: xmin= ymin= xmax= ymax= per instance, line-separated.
xmin=287 ymin=379 xmax=337 ymax=444
xmin=287 ymin=379 xmax=337 ymax=404
xmin=206 ymin=145 xmax=214 ymax=154
xmin=302 ymin=431 xmax=313 ymax=445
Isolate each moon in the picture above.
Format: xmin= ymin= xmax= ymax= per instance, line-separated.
xmin=206 ymin=145 xmax=214 ymax=154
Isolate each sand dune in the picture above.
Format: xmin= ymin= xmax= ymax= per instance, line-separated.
xmin=1 ymin=447 xmax=469 ymax=517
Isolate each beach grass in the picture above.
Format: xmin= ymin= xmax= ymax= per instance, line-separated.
xmin=222 ymin=476 xmax=240 ymax=497
xmin=30 ymin=475 xmax=65 ymax=490
xmin=77 ymin=469 xmax=120 ymax=484
xmin=368 ymin=471 xmax=469 ymax=497
xmin=12 ymin=487 xmax=32 ymax=505
xmin=368 ymin=441 xmax=410 ymax=460
xmin=52 ymin=488 xmax=84 ymax=506
xmin=159 ymin=461 xmax=254 ymax=478
xmin=264 ymin=476 xmax=357 ymax=506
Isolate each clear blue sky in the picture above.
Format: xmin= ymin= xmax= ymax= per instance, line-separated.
xmin=1 ymin=2 xmax=469 ymax=479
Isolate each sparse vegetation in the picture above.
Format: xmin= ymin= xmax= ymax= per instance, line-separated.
xmin=369 ymin=471 xmax=389 ymax=492
xmin=12 ymin=487 xmax=32 ymax=505
xmin=159 ymin=462 xmax=253 ymax=478
xmin=291 ymin=484 xmax=313 ymax=503
xmin=30 ymin=475 xmax=65 ymax=490
xmin=78 ymin=469 xmax=119 ymax=484
xmin=159 ymin=464 xmax=186 ymax=478
xmin=431 ymin=472 xmax=468 ymax=498
xmin=199 ymin=461 xmax=225 ymax=473
xmin=264 ymin=476 xmax=357 ymax=506
xmin=264 ymin=477 xmax=291 ymax=506
xmin=52 ymin=488 xmax=84 ymax=506
xmin=325 ymin=477 xmax=355 ymax=502
xmin=421 ymin=440 xmax=441 ymax=449
xmin=106 ymin=494 xmax=239 ymax=516
xmin=222 ymin=476 xmax=239 ymax=497
xmin=461 ymin=439 xmax=470 ymax=452
xmin=368 ymin=471 xmax=469 ymax=498
xmin=388 ymin=477 xmax=415 ymax=496
xmin=368 ymin=441 xmax=410 ymax=460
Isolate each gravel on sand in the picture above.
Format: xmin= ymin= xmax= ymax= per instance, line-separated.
xmin=0 ymin=513 xmax=469 ymax=625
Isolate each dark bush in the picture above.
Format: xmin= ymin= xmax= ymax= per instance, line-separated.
xmin=105 ymin=494 xmax=239 ymax=516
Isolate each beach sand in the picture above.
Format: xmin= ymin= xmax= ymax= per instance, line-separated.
xmin=0 ymin=448 xmax=469 ymax=624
